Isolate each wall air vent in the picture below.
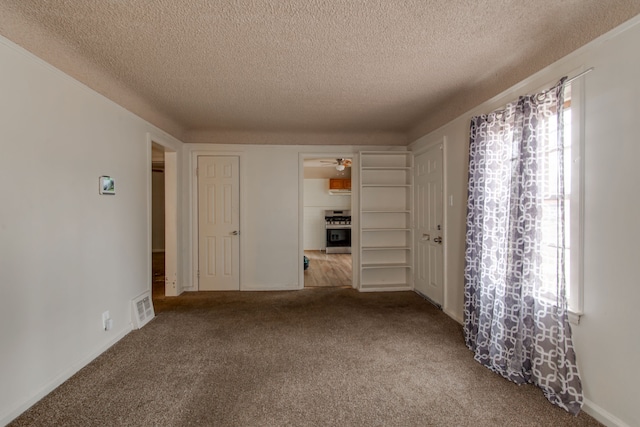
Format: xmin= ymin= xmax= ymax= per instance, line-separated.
xmin=132 ymin=291 xmax=155 ymax=329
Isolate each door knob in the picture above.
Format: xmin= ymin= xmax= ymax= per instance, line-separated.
xmin=231 ymin=230 xmax=239 ymax=235
xmin=433 ymin=237 xmax=442 ymax=244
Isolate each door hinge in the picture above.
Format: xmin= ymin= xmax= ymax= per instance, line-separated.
xmin=195 ymin=167 xmax=199 ymax=177
xmin=197 ymin=269 xmax=200 ymax=278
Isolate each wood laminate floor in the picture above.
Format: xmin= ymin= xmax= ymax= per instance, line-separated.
xmin=153 ymin=251 xmax=352 ymax=295
xmin=304 ymin=250 xmax=352 ymax=288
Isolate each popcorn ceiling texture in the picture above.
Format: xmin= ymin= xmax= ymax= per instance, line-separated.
xmin=1 ymin=1 xmax=639 ymax=144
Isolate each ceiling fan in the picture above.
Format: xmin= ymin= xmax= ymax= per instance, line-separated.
xmin=320 ymin=158 xmax=352 ymax=171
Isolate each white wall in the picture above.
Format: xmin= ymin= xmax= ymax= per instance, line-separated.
xmin=409 ymin=16 xmax=640 ymax=427
xmin=0 ymin=36 xmax=183 ymax=424
xmin=303 ymin=179 xmax=351 ymax=250
xmin=182 ymin=146 xmax=392 ymax=291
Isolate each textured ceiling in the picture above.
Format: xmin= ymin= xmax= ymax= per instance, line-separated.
xmin=1 ymin=1 xmax=639 ymax=145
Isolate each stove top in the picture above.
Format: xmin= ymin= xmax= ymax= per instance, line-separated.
xmin=325 ymin=210 xmax=351 ymax=227
xmin=326 ymin=218 xmax=351 ymax=225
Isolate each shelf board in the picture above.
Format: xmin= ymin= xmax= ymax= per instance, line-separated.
xmin=359 ymin=284 xmax=413 ymax=292
xmin=361 ymin=246 xmax=411 ymax=251
xmin=362 ymin=228 xmax=411 ymax=232
xmin=362 ymin=263 xmax=411 ymax=269
xmin=361 ymin=167 xmax=411 ymax=171
xmin=361 ymin=209 xmax=410 ymax=214
xmin=361 ymin=184 xmax=411 ymax=188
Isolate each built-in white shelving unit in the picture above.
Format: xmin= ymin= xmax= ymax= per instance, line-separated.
xmin=359 ymin=152 xmax=413 ymax=291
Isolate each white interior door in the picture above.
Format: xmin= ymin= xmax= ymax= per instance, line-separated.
xmin=198 ymin=156 xmax=240 ymax=291
xmin=414 ymin=144 xmax=444 ymax=305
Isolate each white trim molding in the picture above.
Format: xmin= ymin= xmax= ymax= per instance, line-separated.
xmin=583 ymin=398 xmax=632 ymax=427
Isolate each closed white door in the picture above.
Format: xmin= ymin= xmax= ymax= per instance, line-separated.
xmin=414 ymin=144 xmax=444 ymax=305
xmin=198 ymin=156 xmax=240 ymax=291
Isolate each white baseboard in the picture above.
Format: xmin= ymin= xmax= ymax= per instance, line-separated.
xmin=443 ymin=308 xmax=463 ymax=325
xmin=582 ymin=398 xmax=631 ymax=427
xmin=358 ymin=286 xmax=413 ymax=292
xmin=1 ymin=326 xmax=131 ymax=426
xmin=240 ymin=284 xmax=300 ymax=291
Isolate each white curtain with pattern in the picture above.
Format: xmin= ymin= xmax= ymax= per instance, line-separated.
xmin=463 ymin=79 xmax=583 ymax=414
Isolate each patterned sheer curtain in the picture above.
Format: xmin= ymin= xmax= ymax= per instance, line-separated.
xmin=463 ymin=79 xmax=583 ymax=414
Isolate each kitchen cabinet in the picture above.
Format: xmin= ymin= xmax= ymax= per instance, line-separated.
xmin=358 ymin=152 xmax=413 ymax=291
xmin=329 ymin=178 xmax=351 ymax=190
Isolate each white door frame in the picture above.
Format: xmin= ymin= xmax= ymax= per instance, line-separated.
xmin=147 ymin=133 xmax=179 ymax=297
xmin=412 ymin=137 xmax=448 ymax=309
xmin=298 ymin=152 xmax=358 ymax=289
xmin=190 ymin=149 xmax=245 ymax=290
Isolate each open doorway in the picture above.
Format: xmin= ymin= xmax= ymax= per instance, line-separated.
xmin=302 ymin=157 xmax=353 ymax=288
xmin=151 ymin=145 xmax=166 ymax=298
xmin=149 ymin=137 xmax=178 ymax=299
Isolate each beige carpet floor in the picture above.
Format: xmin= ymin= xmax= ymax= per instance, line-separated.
xmin=11 ymin=288 xmax=601 ymax=426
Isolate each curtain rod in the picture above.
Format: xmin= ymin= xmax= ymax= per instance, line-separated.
xmin=566 ymin=67 xmax=594 ymax=85
xmin=487 ymin=67 xmax=595 ymax=116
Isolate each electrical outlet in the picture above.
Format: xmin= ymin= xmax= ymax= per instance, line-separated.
xmin=102 ymin=311 xmax=111 ymax=331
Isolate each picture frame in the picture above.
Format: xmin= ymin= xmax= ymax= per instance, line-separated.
xmin=99 ymin=176 xmax=115 ymax=195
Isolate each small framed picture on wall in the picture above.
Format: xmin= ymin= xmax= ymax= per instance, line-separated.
xmin=99 ymin=176 xmax=115 ymax=195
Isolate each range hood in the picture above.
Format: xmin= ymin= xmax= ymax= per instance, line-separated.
xmin=329 ymin=189 xmax=351 ymax=195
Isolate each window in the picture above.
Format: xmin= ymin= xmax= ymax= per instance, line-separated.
xmin=539 ymin=81 xmax=584 ymax=323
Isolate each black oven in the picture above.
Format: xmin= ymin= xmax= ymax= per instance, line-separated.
xmin=325 ymin=210 xmax=352 ymax=254
xmin=326 ymin=228 xmax=351 ymax=252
